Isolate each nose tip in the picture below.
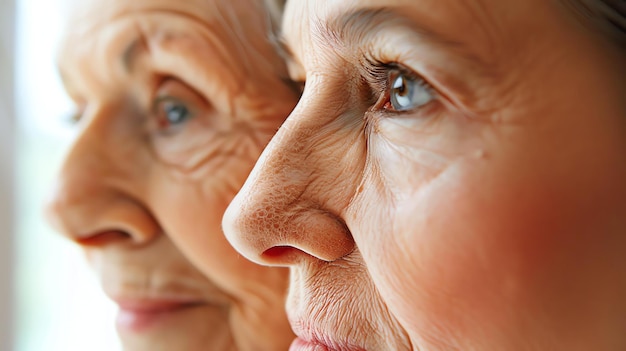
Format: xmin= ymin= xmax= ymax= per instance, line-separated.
xmin=223 ymin=181 xmax=356 ymax=267
xmin=222 ymin=195 xmax=266 ymax=265
xmin=45 ymin=111 xmax=161 ymax=248
xmin=45 ymin=172 xmax=160 ymax=247
xmin=223 ymin=89 xmax=360 ymax=267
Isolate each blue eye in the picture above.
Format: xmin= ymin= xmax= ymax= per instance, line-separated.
xmin=154 ymin=98 xmax=192 ymax=129
xmin=388 ymin=72 xmax=434 ymax=112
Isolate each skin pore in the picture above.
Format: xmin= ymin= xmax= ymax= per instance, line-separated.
xmin=224 ymin=0 xmax=626 ymax=350
xmin=46 ymin=0 xmax=298 ymax=350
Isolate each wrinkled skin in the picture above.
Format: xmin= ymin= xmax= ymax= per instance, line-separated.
xmin=224 ymin=0 xmax=626 ymax=350
xmin=46 ymin=0 xmax=298 ymax=350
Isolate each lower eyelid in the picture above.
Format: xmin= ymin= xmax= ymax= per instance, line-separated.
xmin=377 ymin=97 xmax=442 ymax=120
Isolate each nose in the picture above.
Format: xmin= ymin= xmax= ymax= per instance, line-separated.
xmin=223 ymin=89 xmax=358 ymax=266
xmin=45 ymin=109 xmax=159 ymax=247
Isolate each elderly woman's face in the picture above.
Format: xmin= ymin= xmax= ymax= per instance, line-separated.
xmin=225 ymin=0 xmax=626 ymax=350
xmin=46 ymin=0 xmax=298 ymax=350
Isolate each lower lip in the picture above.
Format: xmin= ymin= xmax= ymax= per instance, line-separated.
xmin=116 ymin=303 xmax=203 ymax=333
xmin=289 ymin=338 xmax=331 ymax=351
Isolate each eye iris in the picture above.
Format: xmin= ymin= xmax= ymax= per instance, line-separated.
xmin=389 ymin=73 xmax=433 ymax=112
xmin=391 ymin=75 xmax=411 ymax=109
xmin=164 ymin=102 xmax=189 ymax=124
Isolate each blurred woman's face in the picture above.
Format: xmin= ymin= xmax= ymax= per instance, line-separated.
xmin=224 ymin=0 xmax=626 ymax=350
xmin=46 ymin=0 xmax=298 ymax=350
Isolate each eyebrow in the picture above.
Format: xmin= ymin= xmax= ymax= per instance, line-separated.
xmin=327 ymin=8 xmax=456 ymax=47
xmin=277 ymin=7 xmax=483 ymax=68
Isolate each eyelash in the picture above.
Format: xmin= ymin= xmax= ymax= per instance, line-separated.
xmin=361 ymin=55 xmax=434 ymax=112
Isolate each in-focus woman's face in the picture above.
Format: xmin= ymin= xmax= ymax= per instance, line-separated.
xmin=46 ymin=0 xmax=298 ymax=350
xmin=225 ymin=0 xmax=626 ymax=350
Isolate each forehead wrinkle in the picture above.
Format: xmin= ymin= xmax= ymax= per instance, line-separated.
xmin=456 ymin=0 xmax=505 ymax=66
xmin=140 ymin=6 xmax=283 ymax=88
xmin=122 ymin=35 xmax=148 ymax=74
xmin=60 ymin=9 xmax=198 ymax=79
xmin=64 ymin=8 xmax=248 ymax=87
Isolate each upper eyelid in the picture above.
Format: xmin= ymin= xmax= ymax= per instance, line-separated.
xmin=151 ymin=95 xmax=178 ymax=111
xmin=150 ymin=77 xmax=190 ymax=110
xmin=360 ymin=56 xmax=433 ymax=94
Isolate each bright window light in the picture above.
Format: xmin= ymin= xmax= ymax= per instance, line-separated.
xmin=15 ymin=0 xmax=121 ymax=350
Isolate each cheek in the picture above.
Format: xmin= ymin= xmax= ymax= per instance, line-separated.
xmin=171 ymin=193 xmax=229 ymax=255
xmin=150 ymin=172 xmax=240 ymax=275
xmin=150 ymin=165 xmax=286 ymax=298
xmin=354 ymin=140 xmax=620 ymax=345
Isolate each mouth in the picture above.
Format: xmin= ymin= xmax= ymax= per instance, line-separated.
xmin=290 ymin=337 xmax=331 ymax=351
xmin=288 ymin=321 xmax=366 ymax=351
xmin=114 ymin=298 xmax=208 ymax=333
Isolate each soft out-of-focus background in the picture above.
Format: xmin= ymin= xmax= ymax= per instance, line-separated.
xmin=1 ymin=0 xmax=16 ymax=348
xmin=2 ymin=0 xmax=122 ymax=349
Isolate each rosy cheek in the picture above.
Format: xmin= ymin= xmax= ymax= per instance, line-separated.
xmin=354 ymin=157 xmax=530 ymax=335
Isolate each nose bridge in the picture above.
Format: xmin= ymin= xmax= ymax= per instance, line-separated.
xmin=46 ymin=107 xmax=156 ymax=243
xmin=224 ymin=97 xmax=357 ymax=265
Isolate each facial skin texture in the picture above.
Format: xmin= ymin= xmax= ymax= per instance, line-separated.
xmin=46 ymin=0 xmax=299 ymax=350
xmin=224 ymin=0 xmax=626 ymax=350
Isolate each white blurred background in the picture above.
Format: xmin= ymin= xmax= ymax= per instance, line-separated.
xmin=2 ymin=0 xmax=122 ymax=349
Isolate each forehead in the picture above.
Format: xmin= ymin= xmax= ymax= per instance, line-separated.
xmin=57 ymin=0 xmax=270 ymax=85
xmin=282 ymin=0 xmax=561 ymax=65
xmin=66 ymin=0 xmax=237 ymax=28
xmin=59 ymin=0 xmax=266 ymax=59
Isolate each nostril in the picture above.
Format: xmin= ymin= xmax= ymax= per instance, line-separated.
xmin=263 ymin=246 xmax=292 ymax=258
xmin=76 ymin=230 xmax=131 ymax=247
xmin=262 ymin=246 xmax=306 ymax=265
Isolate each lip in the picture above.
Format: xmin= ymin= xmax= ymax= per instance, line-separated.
xmin=289 ymin=321 xmax=365 ymax=351
xmin=114 ymin=298 xmax=207 ymax=333
xmin=290 ymin=337 xmax=330 ymax=351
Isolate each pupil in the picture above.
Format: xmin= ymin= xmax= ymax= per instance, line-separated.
xmin=166 ymin=104 xmax=187 ymax=123
xmin=393 ymin=76 xmax=408 ymax=97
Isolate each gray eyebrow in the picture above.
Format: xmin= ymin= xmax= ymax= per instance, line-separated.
xmin=318 ymin=7 xmax=441 ymax=47
xmin=310 ymin=7 xmax=486 ymax=68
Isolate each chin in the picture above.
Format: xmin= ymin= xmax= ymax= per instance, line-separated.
xmin=119 ymin=331 xmax=235 ymax=351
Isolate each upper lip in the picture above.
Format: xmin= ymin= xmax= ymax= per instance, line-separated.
xmin=99 ymin=271 xmax=220 ymax=311
xmin=104 ymin=282 xmax=212 ymax=312
xmin=112 ymin=297 xmax=207 ymax=313
xmin=290 ymin=318 xmax=366 ymax=351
